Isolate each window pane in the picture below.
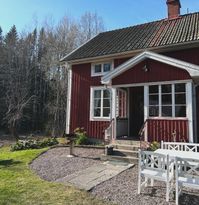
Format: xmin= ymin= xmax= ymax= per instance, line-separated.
xmin=103 ymin=108 xmax=110 ymax=117
xmin=94 ymin=108 xmax=101 ymax=117
xmin=103 ymin=99 xmax=110 ymax=107
xmin=94 ymin=64 xmax=102 ymax=73
xmin=103 ymin=63 xmax=111 ymax=72
xmin=175 ymin=94 xmax=186 ymax=105
xmin=149 ymin=85 xmax=158 ymax=94
xmin=175 ymin=83 xmax=185 ymax=92
xmin=149 ymin=95 xmax=159 ymax=105
xmin=162 ymin=94 xmax=172 ymax=105
xmin=103 ymin=90 xmax=110 ymax=98
xmin=94 ymin=90 xmax=101 ymax=98
xmin=94 ymin=99 xmax=101 ymax=107
xmin=162 ymin=84 xmax=171 ymax=93
xmin=162 ymin=106 xmax=172 ymax=117
xmin=149 ymin=106 xmax=159 ymax=117
xmin=175 ymin=106 xmax=186 ymax=117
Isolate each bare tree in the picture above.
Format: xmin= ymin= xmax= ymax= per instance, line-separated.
xmin=78 ymin=11 xmax=105 ymax=44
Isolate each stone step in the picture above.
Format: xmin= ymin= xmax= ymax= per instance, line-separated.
xmin=113 ymin=144 xmax=140 ymax=151
xmin=113 ymin=139 xmax=140 ymax=146
xmin=113 ymin=149 xmax=138 ymax=158
xmin=101 ymin=154 xmax=138 ymax=164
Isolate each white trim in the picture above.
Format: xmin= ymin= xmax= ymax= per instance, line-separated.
xmin=112 ymin=88 xmax=117 ymax=139
xmin=101 ymin=51 xmax=199 ymax=84
xmin=90 ymin=86 xmax=111 ymax=121
xmin=110 ymin=79 xmax=192 ymax=88
xmin=91 ymin=61 xmax=113 ymax=77
xmin=193 ymin=85 xmax=198 ymax=143
xmin=65 ymin=67 xmax=72 ymax=134
xmin=172 ymin=84 xmax=175 ymax=117
xmin=148 ymin=82 xmax=186 ymax=118
xmin=186 ymin=82 xmax=193 ymax=142
xmin=159 ymin=85 xmax=161 ymax=117
xmin=144 ymin=86 xmax=149 ymax=141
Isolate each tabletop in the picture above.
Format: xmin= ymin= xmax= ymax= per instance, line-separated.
xmin=155 ymin=149 xmax=199 ymax=161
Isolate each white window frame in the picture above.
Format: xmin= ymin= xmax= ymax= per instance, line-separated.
xmin=91 ymin=61 xmax=113 ymax=77
xmin=90 ymin=87 xmax=111 ymax=121
xmin=148 ymin=83 xmax=187 ymax=119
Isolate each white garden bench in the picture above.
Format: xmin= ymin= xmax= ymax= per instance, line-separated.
xmin=138 ymin=150 xmax=174 ymax=202
xmin=161 ymin=141 xmax=199 ymax=152
xmin=175 ymin=157 xmax=199 ymax=205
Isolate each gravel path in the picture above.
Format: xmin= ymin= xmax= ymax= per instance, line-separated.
xmin=91 ymin=166 xmax=199 ymax=205
xmin=30 ymin=147 xmax=104 ymax=181
xmin=31 ymin=147 xmax=199 ymax=205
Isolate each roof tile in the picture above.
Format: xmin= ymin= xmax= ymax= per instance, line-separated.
xmin=63 ymin=12 xmax=199 ymax=62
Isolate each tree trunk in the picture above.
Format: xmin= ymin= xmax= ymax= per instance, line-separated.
xmin=10 ymin=121 xmax=19 ymax=141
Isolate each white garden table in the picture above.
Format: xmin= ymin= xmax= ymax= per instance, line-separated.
xmin=155 ymin=149 xmax=199 ymax=165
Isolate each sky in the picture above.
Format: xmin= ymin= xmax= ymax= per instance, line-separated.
xmin=0 ymin=0 xmax=199 ymax=34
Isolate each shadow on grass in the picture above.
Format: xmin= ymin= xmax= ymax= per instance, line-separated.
xmin=0 ymin=159 xmax=22 ymax=167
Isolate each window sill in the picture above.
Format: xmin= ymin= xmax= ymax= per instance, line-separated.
xmin=90 ymin=117 xmax=111 ymax=121
xmin=148 ymin=117 xmax=188 ymax=120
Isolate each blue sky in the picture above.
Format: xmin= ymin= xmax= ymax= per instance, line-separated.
xmin=0 ymin=0 xmax=199 ymax=34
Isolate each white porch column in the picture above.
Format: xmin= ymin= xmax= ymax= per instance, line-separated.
xmin=186 ymin=82 xmax=193 ymax=142
xmin=65 ymin=67 xmax=72 ymax=134
xmin=111 ymin=87 xmax=117 ymax=140
xmin=144 ymin=85 xmax=149 ymax=141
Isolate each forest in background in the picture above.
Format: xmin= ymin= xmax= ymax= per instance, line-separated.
xmin=0 ymin=12 xmax=105 ymax=139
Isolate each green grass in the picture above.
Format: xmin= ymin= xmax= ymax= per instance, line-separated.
xmin=0 ymin=147 xmax=109 ymax=205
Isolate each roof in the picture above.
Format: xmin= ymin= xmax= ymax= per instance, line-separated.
xmin=62 ymin=12 xmax=199 ymax=62
xmin=102 ymin=51 xmax=199 ymax=84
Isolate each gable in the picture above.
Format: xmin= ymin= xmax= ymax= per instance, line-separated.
xmin=102 ymin=51 xmax=199 ymax=85
xmin=112 ymin=59 xmax=191 ymax=85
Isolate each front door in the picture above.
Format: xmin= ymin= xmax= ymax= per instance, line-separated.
xmin=129 ymin=87 xmax=144 ymax=138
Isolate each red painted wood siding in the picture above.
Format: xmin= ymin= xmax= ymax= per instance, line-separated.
xmin=70 ymin=47 xmax=199 ymax=140
xmin=112 ymin=59 xmax=191 ymax=85
xmin=70 ymin=63 xmax=109 ymax=139
xmin=147 ymin=119 xmax=189 ymax=142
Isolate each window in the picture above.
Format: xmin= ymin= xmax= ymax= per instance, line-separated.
xmin=148 ymin=83 xmax=186 ymax=118
xmin=149 ymin=85 xmax=159 ymax=117
xmin=91 ymin=88 xmax=111 ymax=119
xmin=92 ymin=62 xmax=112 ymax=76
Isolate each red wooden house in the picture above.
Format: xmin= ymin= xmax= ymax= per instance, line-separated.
xmin=61 ymin=0 xmax=199 ymax=143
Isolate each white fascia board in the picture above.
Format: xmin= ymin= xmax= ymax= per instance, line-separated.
xmin=60 ymin=34 xmax=99 ymax=62
xmin=101 ymin=51 xmax=199 ymax=84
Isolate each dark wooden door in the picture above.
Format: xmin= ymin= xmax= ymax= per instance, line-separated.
xmin=129 ymin=87 xmax=144 ymax=138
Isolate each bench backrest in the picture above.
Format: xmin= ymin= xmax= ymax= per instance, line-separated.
xmin=161 ymin=141 xmax=199 ymax=152
xmin=175 ymin=157 xmax=199 ymax=181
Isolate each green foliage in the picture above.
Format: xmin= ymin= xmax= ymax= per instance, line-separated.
xmin=148 ymin=141 xmax=160 ymax=151
xmin=11 ymin=138 xmax=58 ymax=151
xmin=74 ymin=127 xmax=88 ymax=145
xmin=0 ymin=147 xmax=108 ymax=205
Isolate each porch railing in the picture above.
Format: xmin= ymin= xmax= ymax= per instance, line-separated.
xmin=104 ymin=118 xmax=115 ymax=143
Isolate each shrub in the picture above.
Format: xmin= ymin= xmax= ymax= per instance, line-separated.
xmin=74 ymin=127 xmax=88 ymax=145
xmin=148 ymin=141 xmax=160 ymax=151
xmin=11 ymin=138 xmax=58 ymax=151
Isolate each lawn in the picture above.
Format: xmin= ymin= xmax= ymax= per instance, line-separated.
xmin=0 ymin=147 xmax=109 ymax=205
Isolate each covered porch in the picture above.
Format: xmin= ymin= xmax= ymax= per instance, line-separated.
xmin=102 ymin=51 xmax=199 ymax=143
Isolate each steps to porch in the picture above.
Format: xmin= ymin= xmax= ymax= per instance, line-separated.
xmin=101 ymin=140 xmax=140 ymax=164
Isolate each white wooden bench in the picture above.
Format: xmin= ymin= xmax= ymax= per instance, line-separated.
xmin=175 ymin=157 xmax=199 ymax=205
xmin=138 ymin=150 xmax=174 ymax=202
xmin=161 ymin=141 xmax=199 ymax=152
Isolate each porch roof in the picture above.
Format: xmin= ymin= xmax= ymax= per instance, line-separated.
xmin=101 ymin=51 xmax=199 ymax=84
